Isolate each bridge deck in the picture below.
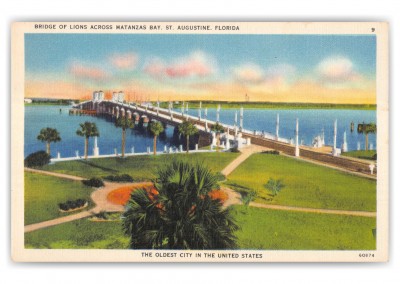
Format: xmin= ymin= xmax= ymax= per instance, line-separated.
xmin=76 ymin=100 xmax=377 ymax=178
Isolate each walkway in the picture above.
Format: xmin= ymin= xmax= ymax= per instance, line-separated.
xmin=221 ymin=145 xmax=268 ymax=176
xmin=24 ymin=167 xmax=152 ymax=233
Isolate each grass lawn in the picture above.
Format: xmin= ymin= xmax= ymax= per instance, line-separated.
xmin=25 ymin=172 xmax=95 ymax=225
xmin=342 ymin=150 xmax=377 ymax=161
xmin=232 ymin=206 xmax=376 ymax=250
xmin=226 ymin=154 xmax=376 ymax=211
xmin=25 ymin=218 xmax=129 ymax=249
xmin=25 ymin=205 xmax=375 ymax=250
xmin=42 ymin=152 xmax=239 ymax=180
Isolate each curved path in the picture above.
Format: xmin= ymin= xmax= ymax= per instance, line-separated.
xmin=25 ymin=160 xmax=376 ymax=233
xmin=24 ymin=167 xmax=152 ymax=233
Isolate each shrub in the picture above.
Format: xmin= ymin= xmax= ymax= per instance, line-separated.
xmin=59 ymin=199 xmax=87 ymax=211
xmin=103 ymin=174 xmax=134 ymax=182
xmin=24 ymin=151 xmax=51 ymax=168
xmin=215 ymin=172 xmax=226 ymax=182
xmin=82 ymin=177 xmax=104 ymax=188
xmin=230 ymin=148 xmax=240 ymax=153
xmin=261 ymin=150 xmax=280 ymax=155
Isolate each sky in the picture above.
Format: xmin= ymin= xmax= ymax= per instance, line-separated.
xmin=25 ymin=33 xmax=376 ymax=104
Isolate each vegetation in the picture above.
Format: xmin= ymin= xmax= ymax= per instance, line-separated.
xmin=122 ymin=160 xmax=238 ymax=249
xmin=25 ymin=219 xmax=129 ymax=249
xmin=42 ymin=153 xmax=240 ymax=180
xmin=82 ymin=177 xmax=104 ymax=188
xmin=148 ymin=120 xmax=164 ymax=155
xmin=342 ymin=150 xmax=377 ymax=161
xmin=24 ymin=172 xmax=94 ymax=225
xmin=24 ymin=151 xmax=51 ymax=168
xmin=226 ymin=154 xmax=376 ymax=211
xmin=264 ymin=178 xmax=285 ymax=197
xmin=240 ymin=190 xmax=257 ymax=207
xmin=25 ymin=205 xmax=375 ymax=250
xmin=261 ymin=150 xmax=280 ymax=155
xmin=357 ymin=122 xmax=377 ymax=151
xmin=58 ymin=199 xmax=87 ymax=211
xmin=103 ymin=174 xmax=134 ymax=182
xmin=36 ymin=127 xmax=61 ymax=155
xmin=115 ymin=116 xmax=134 ymax=158
xmin=76 ymin=121 xmax=100 ymax=160
xmin=178 ymin=120 xmax=199 ymax=153
xmin=233 ymin=206 xmax=375 ymax=250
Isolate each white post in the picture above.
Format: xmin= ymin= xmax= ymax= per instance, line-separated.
xmin=276 ymin=113 xmax=280 ymax=141
xmin=226 ymin=128 xmax=231 ymax=149
xmin=75 ymin=150 xmax=79 ymax=158
xmin=93 ymin=136 xmax=99 ymax=156
xmin=369 ymin=164 xmax=375 ymax=174
xmin=157 ymin=101 xmax=160 ymax=116
xmin=341 ymin=131 xmax=348 ymax=152
xmin=332 ymin=119 xmax=337 ymax=156
xmin=164 ymin=145 xmax=167 ymax=153
xmin=131 ymin=146 xmax=135 ymax=154
xmin=234 ymin=111 xmax=238 ymax=133
xmin=179 ymin=145 xmax=183 ymax=152
xmin=216 ymin=104 xmax=220 ymax=123
xmin=204 ymin=108 xmax=208 ymax=132
xmin=147 ymin=146 xmax=151 ymax=154
xmin=181 ymin=102 xmax=184 ymax=116
xmin=370 ymin=143 xmax=374 ymax=150
xmin=357 ymin=141 xmax=361 ymax=151
xmin=295 ymin=118 xmax=299 ymax=157
xmin=198 ymin=102 xmax=202 ymax=120
xmin=57 ymin=151 xmax=61 ymax=159
xmin=239 ymin=106 xmax=244 ymax=131
xmin=195 ymin=144 xmax=198 ymax=151
xmin=114 ymin=148 xmax=118 ymax=156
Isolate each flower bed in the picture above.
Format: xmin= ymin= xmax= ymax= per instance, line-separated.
xmin=107 ymin=183 xmax=154 ymax=206
xmin=107 ymin=184 xmax=228 ymax=206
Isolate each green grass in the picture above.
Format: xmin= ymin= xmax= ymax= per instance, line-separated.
xmin=24 ymin=172 xmax=95 ymax=225
xmin=25 ymin=218 xmax=129 ymax=249
xmin=342 ymin=150 xmax=377 ymax=161
xmin=25 ymin=206 xmax=375 ymax=250
xmin=226 ymin=154 xmax=376 ymax=211
xmin=42 ymin=152 xmax=239 ymax=180
xmin=232 ymin=206 xmax=376 ymax=250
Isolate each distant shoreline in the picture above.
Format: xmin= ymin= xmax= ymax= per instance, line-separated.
xmin=24 ymin=100 xmax=376 ymax=110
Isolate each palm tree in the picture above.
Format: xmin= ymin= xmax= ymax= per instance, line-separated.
xmin=115 ymin=116 xmax=134 ymax=158
xmin=76 ymin=121 xmax=99 ymax=160
xmin=210 ymin=123 xmax=225 ymax=151
xmin=264 ymin=178 xmax=285 ymax=197
xmin=37 ymin=127 xmax=61 ymax=155
xmin=178 ymin=120 xmax=199 ymax=153
xmin=357 ymin=122 xmax=377 ymax=151
xmin=148 ymin=120 xmax=164 ymax=155
xmin=122 ymin=160 xmax=238 ymax=249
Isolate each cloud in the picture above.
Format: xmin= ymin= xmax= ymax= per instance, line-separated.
xmin=144 ymin=51 xmax=216 ymax=79
xmin=69 ymin=62 xmax=108 ymax=80
xmin=109 ymin=53 xmax=138 ymax=70
xmin=265 ymin=63 xmax=296 ymax=78
xmin=316 ymin=56 xmax=360 ymax=83
xmin=232 ymin=63 xmax=264 ymax=83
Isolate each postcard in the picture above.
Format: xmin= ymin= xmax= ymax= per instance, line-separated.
xmin=11 ymin=22 xmax=389 ymax=262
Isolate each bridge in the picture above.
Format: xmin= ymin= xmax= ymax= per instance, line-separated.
xmin=73 ymin=96 xmax=377 ymax=178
